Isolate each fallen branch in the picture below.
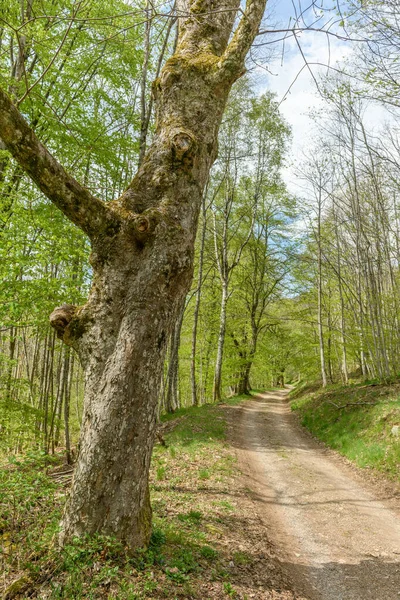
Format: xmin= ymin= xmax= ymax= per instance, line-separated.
xmin=326 ymin=400 xmax=378 ymax=410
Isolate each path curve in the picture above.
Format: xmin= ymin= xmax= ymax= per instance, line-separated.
xmin=232 ymin=389 xmax=400 ymax=600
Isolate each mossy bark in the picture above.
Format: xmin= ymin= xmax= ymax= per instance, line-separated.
xmin=0 ymin=0 xmax=267 ymax=550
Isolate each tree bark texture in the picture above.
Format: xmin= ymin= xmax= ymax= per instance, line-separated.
xmin=0 ymin=0 xmax=266 ymax=550
xmin=213 ymin=282 xmax=228 ymax=401
xmin=165 ymin=297 xmax=186 ymax=413
xmin=316 ymin=186 xmax=328 ymax=388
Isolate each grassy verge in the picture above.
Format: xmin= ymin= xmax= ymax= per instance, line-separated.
xmin=290 ymin=382 xmax=400 ymax=481
xmin=1 ymin=395 xmax=271 ymax=600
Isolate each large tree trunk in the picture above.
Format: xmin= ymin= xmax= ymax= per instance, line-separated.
xmin=231 ymin=331 xmax=255 ymax=396
xmin=0 ymin=0 xmax=266 ymax=551
xmin=236 ymin=362 xmax=252 ymax=394
xmin=58 ymin=59 xmax=227 ymax=546
xmin=55 ymin=2 xmax=266 ymax=548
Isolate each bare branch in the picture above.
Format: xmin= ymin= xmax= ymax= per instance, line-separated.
xmin=256 ymin=26 xmax=366 ymax=44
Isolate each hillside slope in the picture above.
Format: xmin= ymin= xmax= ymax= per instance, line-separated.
xmin=290 ymin=383 xmax=400 ymax=481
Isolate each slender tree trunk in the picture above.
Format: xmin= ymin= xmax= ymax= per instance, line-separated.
xmin=334 ymin=212 xmax=348 ymax=383
xmin=191 ymin=194 xmax=207 ymax=406
xmin=6 ymin=327 xmax=16 ymax=399
xmin=165 ymin=299 xmax=185 ymax=413
xmin=55 ymin=347 xmax=70 ymax=447
xmin=49 ymin=345 xmax=64 ymax=453
xmin=213 ymin=282 xmax=228 ymax=402
xmin=317 ymin=191 xmax=327 ymax=387
xmin=64 ymin=348 xmax=72 ymax=464
xmin=202 ymin=329 xmax=214 ymax=403
xmin=326 ymin=296 xmax=334 ymax=384
xmin=30 ymin=329 xmax=40 ymax=398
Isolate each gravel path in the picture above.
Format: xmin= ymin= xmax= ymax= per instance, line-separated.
xmin=234 ymin=389 xmax=400 ymax=600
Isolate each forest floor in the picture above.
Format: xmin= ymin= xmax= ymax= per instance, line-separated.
xmin=1 ymin=396 xmax=303 ymax=600
xmin=231 ymin=389 xmax=400 ymax=600
xmin=3 ymin=387 xmax=400 ymax=599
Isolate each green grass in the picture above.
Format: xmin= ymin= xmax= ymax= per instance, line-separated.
xmin=1 ymin=396 xmax=251 ymax=599
xmin=290 ymin=382 xmax=400 ymax=480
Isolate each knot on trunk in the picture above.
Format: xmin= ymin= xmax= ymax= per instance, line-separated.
xmin=133 ymin=216 xmax=150 ymax=233
xmin=128 ymin=210 xmax=161 ymax=243
xmin=172 ymin=131 xmax=196 ymax=162
xmin=50 ymin=304 xmax=77 ymax=340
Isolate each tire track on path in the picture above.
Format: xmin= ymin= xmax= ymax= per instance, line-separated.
xmin=231 ymin=389 xmax=400 ymax=600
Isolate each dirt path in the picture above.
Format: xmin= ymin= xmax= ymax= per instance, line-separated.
xmin=231 ymin=389 xmax=400 ymax=600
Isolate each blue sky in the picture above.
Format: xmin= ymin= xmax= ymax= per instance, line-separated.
xmin=247 ymin=0 xmax=359 ymax=193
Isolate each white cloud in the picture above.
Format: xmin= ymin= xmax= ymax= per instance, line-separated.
xmin=253 ymin=28 xmax=397 ymax=198
xmin=255 ymin=31 xmax=354 ymax=194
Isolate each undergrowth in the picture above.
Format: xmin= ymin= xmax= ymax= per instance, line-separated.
xmin=1 ymin=396 xmax=253 ymax=599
